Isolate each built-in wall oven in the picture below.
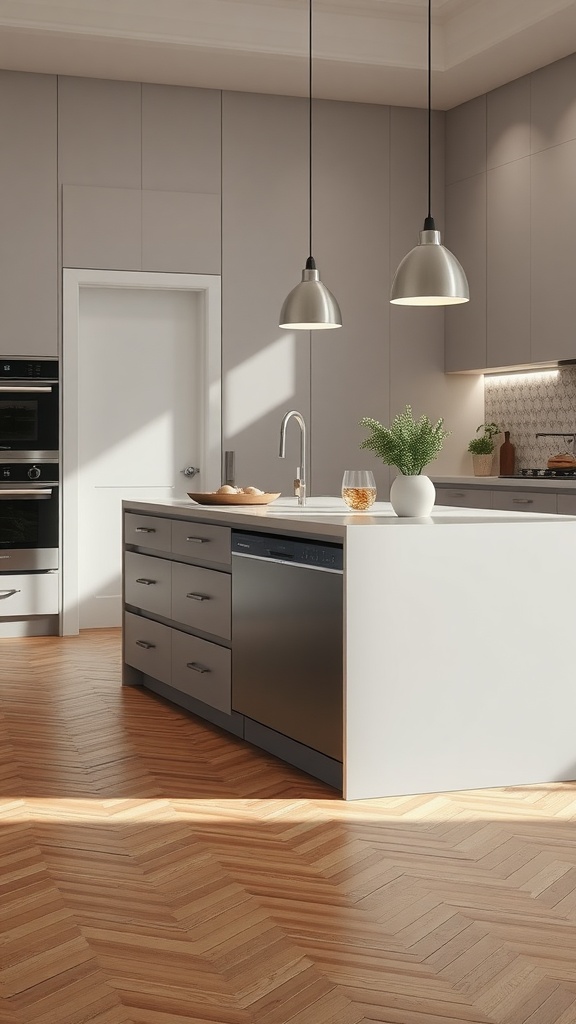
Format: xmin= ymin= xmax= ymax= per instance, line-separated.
xmin=0 ymin=358 xmax=59 ymax=458
xmin=0 ymin=462 xmax=59 ymax=571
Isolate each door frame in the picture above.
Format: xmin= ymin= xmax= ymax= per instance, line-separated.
xmin=62 ymin=268 xmax=221 ymax=636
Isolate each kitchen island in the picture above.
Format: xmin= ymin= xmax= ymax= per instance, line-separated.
xmin=123 ymin=496 xmax=576 ymax=800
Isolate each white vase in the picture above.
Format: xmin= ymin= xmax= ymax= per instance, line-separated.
xmin=390 ymin=473 xmax=436 ymax=517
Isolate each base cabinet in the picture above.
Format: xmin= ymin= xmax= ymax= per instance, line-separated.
xmin=122 ymin=506 xmax=342 ymax=790
xmin=435 ymin=485 xmax=570 ymax=514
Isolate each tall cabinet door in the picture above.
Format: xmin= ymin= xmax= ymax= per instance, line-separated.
xmin=0 ymin=72 xmax=57 ymax=356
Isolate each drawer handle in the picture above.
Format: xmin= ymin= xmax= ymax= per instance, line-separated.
xmin=136 ymin=578 xmax=156 ymax=585
xmin=187 ymin=661 xmax=210 ymax=674
xmin=136 ymin=640 xmax=155 ymax=650
xmin=450 ymin=492 xmax=466 ymax=497
xmin=186 ymin=592 xmax=210 ymax=601
xmin=186 ymin=536 xmax=207 ymax=544
xmin=512 ymin=498 xmax=533 ymax=505
xmin=135 ymin=527 xmax=156 ymax=533
xmin=0 ymin=588 xmax=20 ymax=598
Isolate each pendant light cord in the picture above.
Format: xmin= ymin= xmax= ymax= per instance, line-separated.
xmin=308 ymin=0 xmax=314 ymax=263
xmin=427 ymin=0 xmax=431 ymax=220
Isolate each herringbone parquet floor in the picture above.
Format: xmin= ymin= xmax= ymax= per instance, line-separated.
xmin=2 ymin=630 xmax=576 ymax=1024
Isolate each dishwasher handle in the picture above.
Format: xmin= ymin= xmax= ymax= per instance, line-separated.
xmin=232 ymin=550 xmax=343 ymax=574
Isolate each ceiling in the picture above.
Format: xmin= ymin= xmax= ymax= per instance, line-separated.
xmin=0 ymin=0 xmax=576 ymax=109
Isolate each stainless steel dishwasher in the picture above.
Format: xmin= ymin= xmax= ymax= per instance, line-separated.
xmin=232 ymin=530 xmax=343 ymax=772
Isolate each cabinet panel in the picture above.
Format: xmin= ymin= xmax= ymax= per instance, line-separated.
xmin=171 ymin=628 xmax=231 ymax=713
xmin=124 ymin=611 xmax=171 ymax=684
xmin=445 ymin=174 xmax=487 ymax=372
xmin=125 ymin=513 xmax=172 ymax=553
xmin=446 ymin=96 xmax=486 ymax=185
xmin=531 ymin=141 xmax=576 ymax=363
xmin=142 ymin=85 xmax=221 ymax=194
xmin=171 ymin=521 xmax=231 ymax=565
xmin=487 ymin=77 xmax=530 ymax=169
xmin=58 ymin=76 xmax=141 ymax=188
xmin=0 ymin=71 xmax=57 ymax=357
xmin=557 ymin=495 xmax=576 ymax=516
xmin=62 ymin=185 xmax=141 ymax=271
xmin=491 ymin=491 xmax=557 ymax=514
xmin=531 ymin=53 xmax=576 ymax=155
xmin=222 ymin=91 xmax=310 ymax=492
xmin=171 ymin=562 xmax=231 ymax=640
xmin=435 ymin=487 xmax=492 ymax=509
xmin=0 ymin=572 xmax=58 ymax=616
xmin=142 ymin=191 xmax=220 ymax=274
xmin=487 ymin=158 xmax=530 ymax=369
xmin=124 ymin=552 xmax=171 ymax=617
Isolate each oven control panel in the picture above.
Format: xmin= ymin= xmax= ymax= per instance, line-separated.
xmin=0 ymin=359 xmax=58 ymax=380
xmin=0 ymin=462 xmax=59 ymax=482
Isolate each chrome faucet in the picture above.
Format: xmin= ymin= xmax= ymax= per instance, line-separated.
xmin=279 ymin=410 xmax=307 ymax=505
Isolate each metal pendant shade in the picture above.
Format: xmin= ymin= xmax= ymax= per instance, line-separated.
xmin=390 ymin=0 xmax=469 ymax=307
xmin=279 ymin=257 xmax=342 ymax=329
xmin=279 ymin=0 xmax=342 ymax=330
xmin=390 ymin=219 xmax=469 ymax=306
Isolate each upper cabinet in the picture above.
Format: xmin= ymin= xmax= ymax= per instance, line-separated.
xmin=445 ymin=58 xmax=576 ymax=373
xmin=59 ymin=78 xmax=221 ymax=274
xmin=0 ymin=72 xmax=57 ymax=357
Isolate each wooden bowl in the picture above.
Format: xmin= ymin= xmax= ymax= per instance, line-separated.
xmin=187 ymin=491 xmax=281 ymax=506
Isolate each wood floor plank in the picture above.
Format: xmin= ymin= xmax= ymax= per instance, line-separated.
xmin=2 ymin=628 xmax=576 ymax=1022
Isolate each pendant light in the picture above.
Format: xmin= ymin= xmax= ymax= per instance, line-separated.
xmin=390 ymin=0 xmax=469 ymax=306
xmin=279 ymin=0 xmax=342 ymax=330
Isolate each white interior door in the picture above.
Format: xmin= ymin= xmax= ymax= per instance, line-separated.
xmin=77 ymin=286 xmax=203 ymax=629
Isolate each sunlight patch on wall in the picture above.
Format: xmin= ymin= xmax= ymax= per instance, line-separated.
xmin=224 ymin=335 xmax=296 ymax=436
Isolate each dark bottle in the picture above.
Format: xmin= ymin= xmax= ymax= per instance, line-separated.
xmin=499 ymin=430 xmax=515 ymax=476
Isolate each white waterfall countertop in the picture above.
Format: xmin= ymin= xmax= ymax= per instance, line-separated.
xmin=124 ymin=494 xmax=572 ymax=541
xmin=123 ymin=495 xmax=576 ymax=800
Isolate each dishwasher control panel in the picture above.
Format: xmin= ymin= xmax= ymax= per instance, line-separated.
xmin=232 ymin=530 xmax=343 ymax=570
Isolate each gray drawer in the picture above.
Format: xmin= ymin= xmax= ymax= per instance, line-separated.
xmin=125 ymin=513 xmax=172 ymax=553
xmin=171 ymin=561 xmax=231 ymax=639
xmin=492 ymin=490 xmax=557 ymax=514
xmin=124 ymin=612 xmax=171 ymax=684
xmin=125 ymin=551 xmax=171 ymax=617
xmin=435 ymin=487 xmax=492 ymax=509
xmin=171 ymin=520 xmax=231 ymax=565
xmin=171 ymin=628 xmax=231 ymax=713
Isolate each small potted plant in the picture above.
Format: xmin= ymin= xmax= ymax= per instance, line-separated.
xmin=468 ymin=422 xmax=500 ymax=476
xmin=360 ymin=405 xmax=450 ymax=516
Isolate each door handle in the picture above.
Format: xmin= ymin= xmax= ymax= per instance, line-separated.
xmin=181 ymin=466 xmax=200 ymax=477
xmin=135 ymin=578 xmax=156 ymax=585
xmin=187 ymin=662 xmax=210 ymax=674
xmin=186 ymin=536 xmax=207 ymax=544
xmin=186 ymin=592 xmax=210 ymax=601
xmin=136 ymin=640 xmax=155 ymax=650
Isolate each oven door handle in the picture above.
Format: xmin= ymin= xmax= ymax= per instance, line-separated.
xmin=0 ymin=488 xmax=53 ymax=499
xmin=0 ymin=384 xmax=54 ymax=393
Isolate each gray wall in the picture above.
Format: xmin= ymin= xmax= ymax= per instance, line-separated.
xmin=1 ymin=70 xmax=481 ymax=491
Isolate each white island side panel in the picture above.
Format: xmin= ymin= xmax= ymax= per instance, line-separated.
xmin=344 ymin=519 xmax=576 ymax=800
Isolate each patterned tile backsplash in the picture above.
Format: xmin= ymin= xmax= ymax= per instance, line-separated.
xmin=484 ymin=368 xmax=576 ymax=469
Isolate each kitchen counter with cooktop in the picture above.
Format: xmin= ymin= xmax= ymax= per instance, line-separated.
xmin=122 ymin=496 xmax=576 ymax=801
xmin=432 ymin=475 xmax=576 ymax=491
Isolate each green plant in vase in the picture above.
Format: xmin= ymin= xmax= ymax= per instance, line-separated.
xmin=467 ymin=422 xmax=500 ymax=455
xmin=360 ymin=405 xmax=450 ymax=516
xmin=468 ymin=422 xmax=500 ymax=476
